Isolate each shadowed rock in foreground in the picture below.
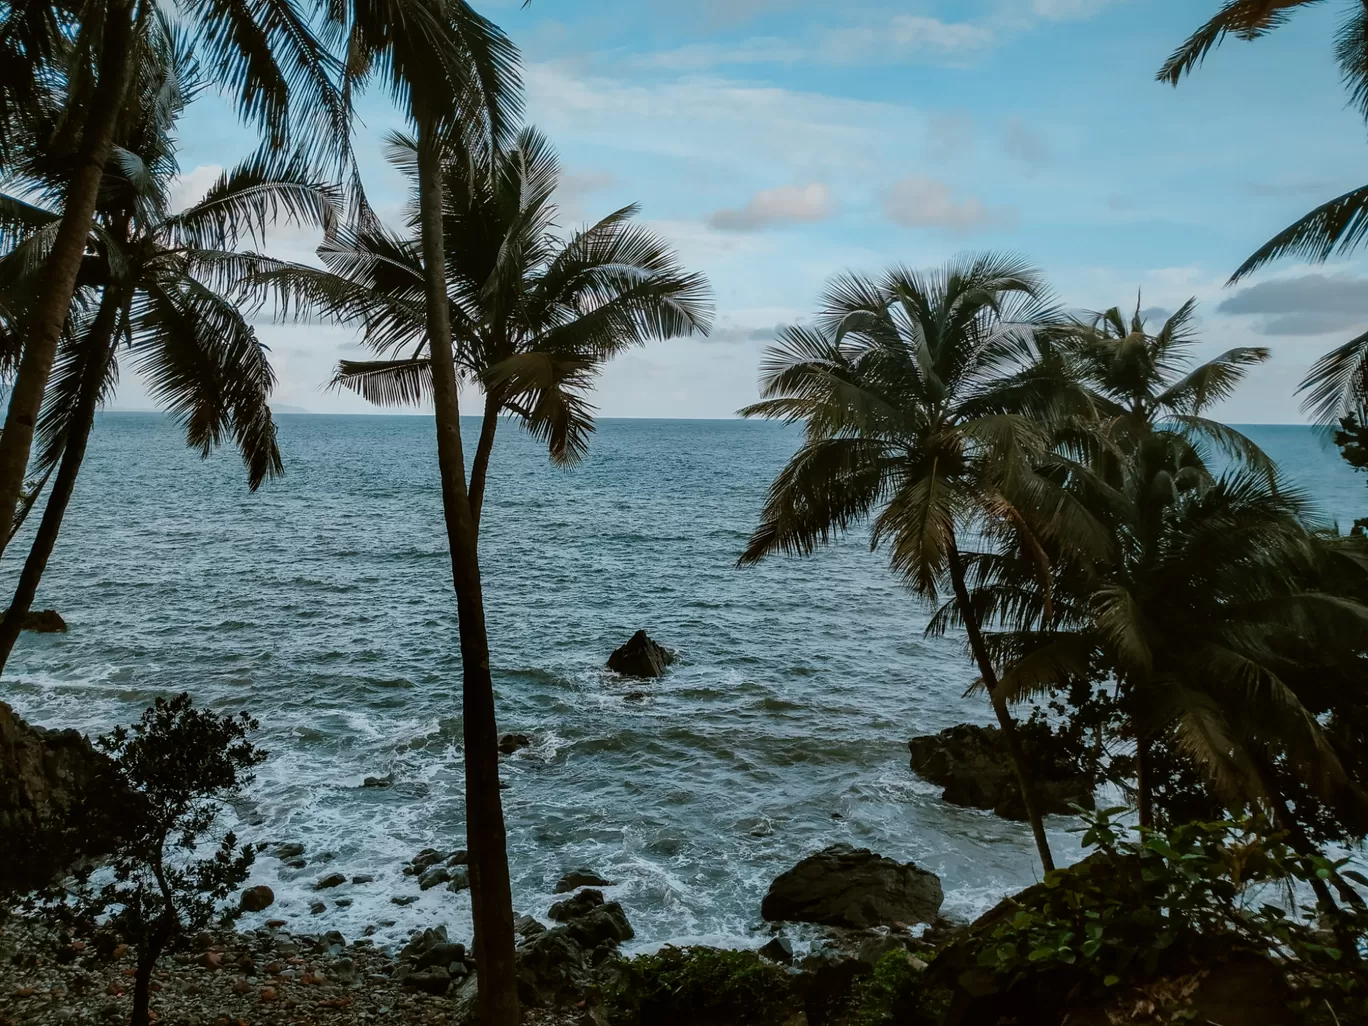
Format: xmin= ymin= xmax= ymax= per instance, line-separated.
xmin=761 ymin=844 xmax=943 ymax=929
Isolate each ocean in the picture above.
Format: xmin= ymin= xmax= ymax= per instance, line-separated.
xmin=3 ymin=416 xmax=1362 ymax=952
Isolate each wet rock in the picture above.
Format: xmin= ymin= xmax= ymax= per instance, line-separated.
xmin=498 ymin=733 xmax=531 ymax=755
xmin=351 ymin=874 xmax=374 ymax=884
xmin=624 ymin=691 xmax=647 ymax=702
xmin=515 ymin=899 xmax=634 ymax=1008
xmin=284 ymin=857 xmax=306 ymax=869
xmin=418 ymin=866 xmax=450 ymax=890
xmin=761 ymin=844 xmax=943 ymax=929
xmin=240 ymin=885 xmax=274 ymax=913
xmin=309 ymin=900 xmax=326 ymax=915
xmin=548 ymin=888 xmax=604 ymax=922
xmin=447 ymin=867 xmax=471 ymax=893
xmin=16 ymin=609 xmax=67 ymax=633
xmin=323 ymin=930 xmax=346 ymax=955
xmin=907 ymin=722 xmax=1095 ymax=820
xmin=404 ymin=848 xmax=447 ymax=875
xmin=606 ymin=630 xmax=675 ymax=678
xmin=446 ymin=849 xmax=469 ymax=866
xmin=554 ymin=868 xmax=613 ymax=893
xmin=415 ymin=943 xmax=466 ymax=970
xmin=362 ymin=772 xmax=394 ymax=788
xmin=314 ymin=873 xmax=346 ymax=890
xmin=514 ymin=915 xmax=547 ymax=943
xmin=391 ymin=895 xmax=418 ymax=907
xmin=272 ymin=843 xmax=304 ymax=859
xmin=759 ymin=937 xmax=794 ymax=965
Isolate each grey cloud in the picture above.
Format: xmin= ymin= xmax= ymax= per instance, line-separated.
xmin=882 ymin=176 xmax=1013 ymax=233
xmin=707 ymin=183 xmax=833 ymax=232
xmin=1218 ymin=273 xmax=1368 ymax=337
xmin=1003 ymin=118 xmax=1049 ymax=166
xmin=1139 ymin=306 xmax=1172 ymax=324
xmin=704 ymin=324 xmax=786 ymax=345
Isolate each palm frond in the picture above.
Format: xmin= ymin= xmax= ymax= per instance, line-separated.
xmin=1231 ymin=182 xmax=1368 ymax=281
xmin=331 ymin=357 xmax=432 ymax=406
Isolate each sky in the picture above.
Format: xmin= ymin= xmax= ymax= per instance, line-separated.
xmin=136 ymin=0 xmax=1368 ymax=421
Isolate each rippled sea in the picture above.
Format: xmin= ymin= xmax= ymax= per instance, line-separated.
xmin=2 ymin=416 xmax=1362 ymax=951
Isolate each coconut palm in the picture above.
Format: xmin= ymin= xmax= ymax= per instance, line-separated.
xmin=0 ymin=26 xmax=337 ymax=675
xmin=1071 ymin=296 xmax=1273 ymax=477
xmin=1159 ymin=2 xmax=1368 ymax=423
xmin=245 ymin=120 xmax=710 ymax=1023
xmin=0 ymin=0 xmax=347 ymax=561
xmin=737 ymin=254 xmax=1108 ymax=873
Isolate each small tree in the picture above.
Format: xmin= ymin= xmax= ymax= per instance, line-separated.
xmin=70 ymin=694 xmax=265 ymax=1026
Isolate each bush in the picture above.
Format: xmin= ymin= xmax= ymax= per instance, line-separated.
xmin=603 ymin=945 xmax=800 ymax=1026
xmin=836 ymin=950 xmax=936 ymax=1026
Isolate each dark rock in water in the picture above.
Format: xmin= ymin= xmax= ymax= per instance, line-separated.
xmin=334 ymin=897 xmax=352 ymax=908
xmin=407 ymin=848 xmax=447 ymax=874
xmin=272 ymin=842 xmax=304 ymax=859
xmin=314 ymin=873 xmax=346 ymax=890
xmin=351 ymin=874 xmax=374 ymax=885
xmin=447 ymin=867 xmax=470 ymax=893
xmin=907 ymin=722 xmax=1095 ymax=820
xmin=391 ymin=895 xmax=418 ymax=906
xmin=362 ymin=773 xmax=393 ymax=789
xmin=240 ymin=885 xmax=274 ymax=913
xmin=624 ymin=691 xmax=647 ymax=702
xmin=419 ymin=867 xmax=451 ymax=890
xmin=548 ymin=888 xmax=604 ymax=922
xmin=13 ymin=609 xmax=67 ymax=633
xmin=498 ymin=733 xmax=531 ymax=755
xmin=759 ymin=936 xmax=794 ymax=965
xmin=446 ymin=849 xmax=469 ymax=866
xmin=0 ymin=701 xmax=133 ymax=893
xmin=761 ymin=844 xmax=943 ymax=929
xmin=309 ymin=900 xmax=326 ymax=915
xmin=514 ymin=915 xmax=547 ymax=943
xmin=555 ymin=868 xmax=613 ymax=893
xmin=606 ymin=630 xmax=675 ymax=678
xmin=284 ymin=858 xmax=307 ymax=870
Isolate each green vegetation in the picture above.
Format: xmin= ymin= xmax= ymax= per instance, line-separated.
xmin=604 ymin=946 xmax=801 ymax=1026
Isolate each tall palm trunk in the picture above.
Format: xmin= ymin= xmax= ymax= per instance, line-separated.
xmin=415 ymin=115 xmax=519 ymax=1026
xmin=468 ymin=392 xmax=499 ymax=531
xmin=0 ymin=288 xmax=122 ymax=676
xmin=946 ymin=542 xmax=1056 ymax=872
xmin=0 ymin=2 xmax=138 ymax=556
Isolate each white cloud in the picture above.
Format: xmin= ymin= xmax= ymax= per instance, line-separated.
xmin=822 ymin=16 xmax=995 ymax=62
xmin=708 ymin=183 xmax=833 ymax=231
xmin=1003 ymin=118 xmax=1050 ymax=166
xmin=882 ymin=176 xmax=1010 ymax=233
xmin=168 ymin=164 xmax=223 ymax=213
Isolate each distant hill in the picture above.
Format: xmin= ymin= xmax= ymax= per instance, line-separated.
xmin=271 ymin=404 xmax=313 ymax=415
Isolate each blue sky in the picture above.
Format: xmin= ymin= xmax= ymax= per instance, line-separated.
xmin=144 ymin=0 xmax=1368 ymax=421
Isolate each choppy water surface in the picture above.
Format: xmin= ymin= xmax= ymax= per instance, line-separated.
xmin=3 ymin=417 xmax=1362 ymax=951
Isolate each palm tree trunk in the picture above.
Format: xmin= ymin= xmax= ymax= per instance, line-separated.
xmin=414 ymin=115 xmax=519 ymax=1026
xmin=946 ymin=542 xmax=1056 ymax=872
xmin=0 ymin=1 xmax=138 ymax=558
xmin=0 ymin=288 xmax=121 ymax=676
xmin=468 ymin=392 xmax=499 ymax=531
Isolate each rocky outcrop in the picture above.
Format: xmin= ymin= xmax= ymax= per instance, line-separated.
xmin=555 ymin=867 xmax=613 ymax=893
xmin=497 ymin=733 xmax=531 ymax=755
xmin=606 ymin=630 xmax=674 ymax=678
xmin=908 ymin=722 xmax=1095 ymax=821
xmin=0 ymin=701 xmax=130 ymax=894
xmin=761 ymin=844 xmax=943 ymax=929
xmin=17 ymin=609 xmax=67 ymax=633
xmin=240 ymin=885 xmax=274 ymax=912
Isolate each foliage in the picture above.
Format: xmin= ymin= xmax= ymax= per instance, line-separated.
xmin=31 ymin=694 xmax=266 ymax=1026
xmin=975 ymin=807 xmax=1368 ymax=1020
xmin=836 ymin=950 xmax=937 ymax=1026
xmin=603 ymin=945 xmax=800 ymax=1026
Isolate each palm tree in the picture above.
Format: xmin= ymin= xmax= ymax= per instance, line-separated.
xmin=0 ymin=25 xmax=337 ymax=676
xmin=1071 ymin=296 xmax=1273 ymax=475
xmin=1159 ymin=2 xmax=1368 ymax=422
xmin=737 ymin=254 xmax=1107 ymax=873
xmin=0 ymin=0 xmax=347 ymax=559
xmin=246 ymin=121 xmax=711 ymax=1024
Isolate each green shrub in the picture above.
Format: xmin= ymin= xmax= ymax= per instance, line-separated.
xmin=603 ymin=945 xmax=800 ymax=1026
xmin=836 ymin=950 xmax=931 ymax=1026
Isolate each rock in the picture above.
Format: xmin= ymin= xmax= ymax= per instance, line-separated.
xmin=362 ymin=774 xmax=393 ymax=789
xmin=405 ymin=965 xmax=453 ymax=995
xmin=606 ymin=630 xmax=675 ymax=678
xmin=309 ymin=900 xmax=326 ymax=915
xmin=498 ymin=733 xmax=531 ymax=755
xmin=323 ymin=930 xmax=346 ymax=955
xmin=352 ymin=874 xmax=375 ymax=884
xmin=314 ymin=872 xmax=346 ymax=890
xmin=14 ymin=609 xmax=67 ymax=633
xmin=0 ymin=701 xmax=133 ymax=893
xmin=554 ymin=868 xmax=613 ymax=893
xmin=391 ymin=895 xmax=418 ymax=907
xmin=400 ymin=927 xmax=449 ymax=963
xmin=907 ymin=722 xmax=1095 ymax=821
xmin=548 ymin=888 xmax=604 ymax=922
xmin=415 ymin=943 xmax=466 ymax=970
xmin=273 ymin=842 xmax=304 ymax=859
xmin=514 ymin=901 xmax=634 ymax=1008
xmin=418 ymin=866 xmax=450 ymax=890
xmin=759 ymin=937 xmax=794 ymax=965
xmin=624 ymin=691 xmax=647 ymax=702
xmin=514 ymin=915 xmax=547 ymax=943
xmin=407 ymin=848 xmax=446 ymax=874
xmin=284 ymin=858 xmax=306 ymax=869
xmin=240 ymin=885 xmax=274 ymax=913
xmin=446 ymin=849 xmax=469 ymax=866
xmin=447 ymin=867 xmax=471 ymax=893
xmin=761 ymin=844 xmax=943 ymax=929
xmin=800 ymin=955 xmax=871 ymax=1026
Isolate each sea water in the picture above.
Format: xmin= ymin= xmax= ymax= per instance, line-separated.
xmin=3 ymin=416 xmax=1362 ymax=951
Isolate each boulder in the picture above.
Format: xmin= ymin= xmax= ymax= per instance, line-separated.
xmin=273 ymin=843 xmax=304 ymax=859
xmin=760 ymin=844 xmax=943 ymax=929
xmin=555 ymin=868 xmax=613 ymax=893
xmin=908 ymin=722 xmax=1094 ymax=820
xmin=0 ymin=701 xmax=133 ymax=894
xmin=515 ymin=898 xmax=634 ymax=1009
xmin=446 ymin=867 xmax=470 ymax=893
xmin=759 ymin=937 xmax=794 ymax=965
xmin=240 ymin=886 xmax=274 ymax=913
xmin=606 ymin=630 xmax=674 ymax=678
xmin=12 ymin=609 xmax=67 ymax=633
xmin=548 ymin=888 xmax=604 ymax=923
xmin=498 ymin=733 xmax=531 ymax=755
xmin=418 ymin=866 xmax=450 ymax=890
xmin=314 ymin=873 xmax=346 ymax=890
